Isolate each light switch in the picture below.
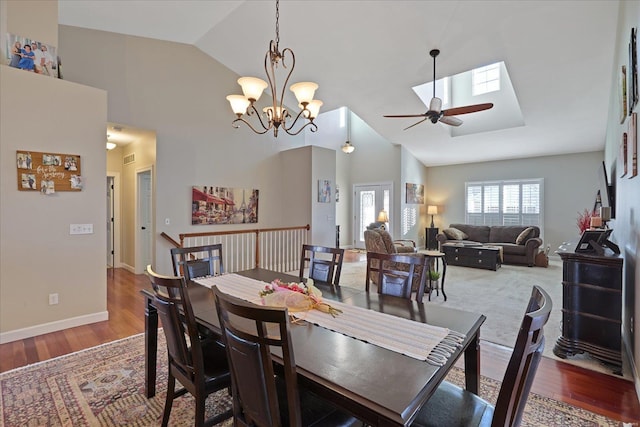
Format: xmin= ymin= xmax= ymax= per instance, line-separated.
xmin=70 ymin=224 xmax=94 ymax=235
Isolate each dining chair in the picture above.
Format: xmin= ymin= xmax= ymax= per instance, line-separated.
xmin=410 ymin=285 xmax=552 ymax=427
xmin=171 ymin=244 xmax=224 ymax=281
xmin=146 ymin=266 xmax=232 ymax=427
xmin=365 ymin=251 xmax=428 ymax=302
xmin=212 ymin=286 xmax=362 ymax=427
xmin=298 ymin=244 xmax=345 ymax=287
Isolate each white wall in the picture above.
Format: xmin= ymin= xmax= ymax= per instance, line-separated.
xmin=425 ymin=151 xmax=604 ymax=257
xmin=59 ymin=25 xmax=311 ymax=276
xmin=0 ymin=67 xmax=108 ymax=339
xmin=401 ymin=146 xmax=429 ymax=247
xmin=605 ymin=0 xmax=640 ymax=395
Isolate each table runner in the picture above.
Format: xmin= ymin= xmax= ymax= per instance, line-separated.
xmin=196 ymin=274 xmax=465 ymax=366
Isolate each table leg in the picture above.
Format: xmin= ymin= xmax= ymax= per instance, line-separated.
xmin=145 ymin=296 xmax=158 ymax=398
xmin=426 ymin=259 xmax=433 ymax=301
xmin=464 ymin=330 xmax=480 ymax=395
xmin=440 ymin=257 xmax=447 ymax=301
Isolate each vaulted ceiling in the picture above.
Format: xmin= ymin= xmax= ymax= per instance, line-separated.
xmin=59 ymin=0 xmax=620 ymax=166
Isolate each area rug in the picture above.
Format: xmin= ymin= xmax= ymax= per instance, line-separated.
xmin=337 ymin=257 xmax=630 ymax=378
xmin=0 ymin=333 xmax=621 ymax=426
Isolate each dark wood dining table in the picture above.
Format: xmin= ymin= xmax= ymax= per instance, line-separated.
xmin=142 ymin=268 xmax=486 ymax=426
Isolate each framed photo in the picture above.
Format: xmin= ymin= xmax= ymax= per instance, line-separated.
xmin=5 ymin=33 xmax=59 ymax=78
xmin=630 ymin=28 xmax=638 ymax=114
xmin=405 ymin=183 xmax=424 ymax=204
xmin=620 ymin=132 xmax=628 ymax=177
xmin=318 ymin=180 xmax=331 ymax=203
xmin=621 ymin=65 xmax=628 ymax=123
xmin=575 ymin=229 xmax=612 ymax=253
xmin=630 ymin=113 xmax=638 ymax=178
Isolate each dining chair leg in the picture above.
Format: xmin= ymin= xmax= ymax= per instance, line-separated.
xmin=194 ymin=394 xmax=205 ymax=427
xmin=162 ymin=373 xmax=176 ymax=427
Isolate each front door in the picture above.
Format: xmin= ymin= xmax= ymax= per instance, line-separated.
xmin=353 ymin=183 xmax=392 ymax=248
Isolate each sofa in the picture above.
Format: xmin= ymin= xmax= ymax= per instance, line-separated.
xmin=363 ymin=229 xmax=424 ymax=290
xmin=436 ymin=224 xmax=542 ymax=267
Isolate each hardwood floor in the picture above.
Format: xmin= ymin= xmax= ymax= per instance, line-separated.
xmin=1 ymin=263 xmax=638 ymax=423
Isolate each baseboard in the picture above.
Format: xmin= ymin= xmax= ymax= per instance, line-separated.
xmin=623 ymin=331 xmax=640 ymax=402
xmin=0 ymin=311 xmax=109 ymax=344
xmin=121 ymin=263 xmax=135 ymax=273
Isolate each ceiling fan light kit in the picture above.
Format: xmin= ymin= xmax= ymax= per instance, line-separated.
xmin=384 ymin=48 xmax=493 ymax=129
xmin=226 ymin=0 xmax=322 ymax=137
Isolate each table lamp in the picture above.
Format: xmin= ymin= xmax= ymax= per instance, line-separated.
xmin=377 ymin=210 xmax=389 ymax=229
xmin=427 ymin=205 xmax=438 ymax=228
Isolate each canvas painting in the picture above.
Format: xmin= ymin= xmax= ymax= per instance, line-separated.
xmin=192 ymin=186 xmax=259 ymax=225
xmin=405 ymin=183 xmax=424 ymax=204
xmin=620 ymin=133 xmax=628 ymax=177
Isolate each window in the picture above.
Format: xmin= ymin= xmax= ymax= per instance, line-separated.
xmin=465 ymin=179 xmax=543 ymax=232
xmin=472 ymin=63 xmax=500 ymax=95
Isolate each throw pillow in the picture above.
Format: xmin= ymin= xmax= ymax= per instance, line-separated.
xmin=443 ymin=227 xmax=468 ymax=240
xmin=515 ymin=227 xmax=535 ymax=245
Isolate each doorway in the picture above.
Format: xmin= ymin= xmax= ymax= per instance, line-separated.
xmin=136 ymin=168 xmax=153 ymax=274
xmin=106 ymin=172 xmax=121 ymax=272
xmin=353 ymin=182 xmax=392 ymax=248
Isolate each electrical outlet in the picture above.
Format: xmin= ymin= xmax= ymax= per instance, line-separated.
xmin=49 ymin=293 xmax=59 ymax=305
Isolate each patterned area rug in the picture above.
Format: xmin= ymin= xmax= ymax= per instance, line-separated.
xmin=0 ymin=333 xmax=620 ymax=426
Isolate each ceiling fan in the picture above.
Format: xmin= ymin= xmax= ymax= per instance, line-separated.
xmin=384 ymin=49 xmax=494 ymax=130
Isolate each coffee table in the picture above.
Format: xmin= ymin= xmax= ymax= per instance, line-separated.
xmin=442 ymin=243 xmax=501 ymax=271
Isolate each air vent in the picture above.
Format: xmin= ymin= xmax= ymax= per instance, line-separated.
xmin=123 ymin=153 xmax=135 ymax=165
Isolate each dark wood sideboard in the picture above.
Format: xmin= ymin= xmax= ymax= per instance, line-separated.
xmin=554 ymin=252 xmax=623 ymax=373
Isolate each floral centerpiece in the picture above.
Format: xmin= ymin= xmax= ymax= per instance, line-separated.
xmin=259 ymin=278 xmax=342 ymax=317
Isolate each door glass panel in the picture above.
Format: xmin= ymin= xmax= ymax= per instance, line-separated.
xmin=359 ymin=191 xmax=375 ymax=242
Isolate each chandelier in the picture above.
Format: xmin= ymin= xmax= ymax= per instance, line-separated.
xmin=226 ymin=0 xmax=322 ymax=137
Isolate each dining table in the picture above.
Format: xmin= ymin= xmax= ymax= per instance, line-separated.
xmin=142 ymin=268 xmax=486 ymax=426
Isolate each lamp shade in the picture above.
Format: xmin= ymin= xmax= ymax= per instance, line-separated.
xmin=290 ymin=82 xmax=318 ymax=104
xmin=342 ymin=141 xmax=355 ymax=154
xmin=427 ymin=205 xmax=438 ymax=215
xmin=377 ymin=210 xmax=389 ymax=222
xmin=237 ymin=77 xmax=268 ymax=101
xmin=306 ymin=99 xmax=323 ymax=119
xmin=227 ymin=95 xmax=251 ymax=116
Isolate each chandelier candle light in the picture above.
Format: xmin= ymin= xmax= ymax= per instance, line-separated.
xmin=226 ymin=0 xmax=322 ymax=137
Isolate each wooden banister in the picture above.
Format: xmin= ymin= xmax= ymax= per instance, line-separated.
xmin=160 ymin=231 xmax=182 ymax=248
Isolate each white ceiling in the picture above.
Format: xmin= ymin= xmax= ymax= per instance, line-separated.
xmin=59 ymin=0 xmax=620 ymax=166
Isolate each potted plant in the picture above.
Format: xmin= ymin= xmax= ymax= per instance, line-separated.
xmin=428 ymin=270 xmax=441 ymax=282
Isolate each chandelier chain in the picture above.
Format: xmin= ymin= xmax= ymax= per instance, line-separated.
xmin=275 ymin=0 xmax=280 ymax=47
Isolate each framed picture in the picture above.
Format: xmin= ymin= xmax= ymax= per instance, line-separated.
xmin=620 ymin=132 xmax=628 ymax=177
xmin=621 ymin=65 xmax=628 ymax=123
xmin=630 ymin=112 xmax=638 ymax=178
xmin=335 ymin=184 xmax=340 ymax=203
xmin=630 ymin=28 xmax=638 ymax=115
xmin=5 ymin=33 xmax=59 ymax=78
xmin=318 ymin=179 xmax=331 ymax=203
xmin=191 ymin=186 xmax=259 ymax=225
xmin=405 ymin=183 xmax=424 ymax=204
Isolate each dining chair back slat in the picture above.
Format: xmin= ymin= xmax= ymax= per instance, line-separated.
xmin=298 ymin=244 xmax=344 ymax=287
xmin=365 ymin=252 xmax=427 ymax=301
xmin=171 ymin=244 xmax=224 ymax=281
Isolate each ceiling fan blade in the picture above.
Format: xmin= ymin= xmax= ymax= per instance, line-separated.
xmin=384 ymin=114 xmax=428 ymax=118
xmin=439 ymin=116 xmax=463 ymax=127
xmin=443 ymin=103 xmax=493 ymax=116
xmin=403 ymin=118 xmax=428 ymax=131
xmin=429 ymin=97 xmax=442 ymax=113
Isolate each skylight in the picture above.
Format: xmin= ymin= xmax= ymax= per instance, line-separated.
xmin=472 ymin=62 xmax=500 ymax=96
